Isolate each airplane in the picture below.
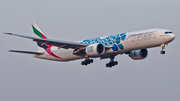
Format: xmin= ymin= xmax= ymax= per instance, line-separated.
xmin=3 ymin=23 xmax=175 ymax=68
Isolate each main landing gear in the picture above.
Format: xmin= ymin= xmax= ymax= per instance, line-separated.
xmin=160 ymin=43 xmax=167 ymax=54
xmin=81 ymin=59 xmax=93 ymax=66
xmin=106 ymin=61 xmax=118 ymax=68
xmin=106 ymin=55 xmax=118 ymax=68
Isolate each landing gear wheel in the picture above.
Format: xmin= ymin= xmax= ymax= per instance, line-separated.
xmin=110 ymin=62 xmax=115 ymax=66
xmin=81 ymin=61 xmax=84 ymax=65
xmin=90 ymin=59 xmax=93 ymax=63
xmin=114 ymin=61 xmax=118 ymax=65
xmin=87 ymin=60 xmax=90 ymax=64
xmin=106 ymin=61 xmax=118 ymax=68
xmin=81 ymin=58 xmax=94 ymax=66
xmin=160 ymin=50 xmax=165 ymax=54
xmin=106 ymin=63 xmax=109 ymax=67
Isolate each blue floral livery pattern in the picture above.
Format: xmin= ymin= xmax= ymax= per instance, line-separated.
xmin=81 ymin=33 xmax=126 ymax=51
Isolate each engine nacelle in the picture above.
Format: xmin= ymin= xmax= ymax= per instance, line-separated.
xmin=85 ymin=43 xmax=105 ymax=56
xmin=129 ymin=49 xmax=148 ymax=60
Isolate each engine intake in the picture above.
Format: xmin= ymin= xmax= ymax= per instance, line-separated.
xmin=85 ymin=43 xmax=105 ymax=56
xmin=129 ymin=49 xmax=148 ymax=60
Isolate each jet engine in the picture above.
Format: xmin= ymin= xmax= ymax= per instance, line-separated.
xmin=129 ymin=49 xmax=148 ymax=60
xmin=85 ymin=43 xmax=105 ymax=56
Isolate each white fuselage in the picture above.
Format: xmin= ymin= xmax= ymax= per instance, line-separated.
xmin=34 ymin=28 xmax=175 ymax=61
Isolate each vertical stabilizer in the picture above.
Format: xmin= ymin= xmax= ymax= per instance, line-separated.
xmin=32 ymin=23 xmax=48 ymax=51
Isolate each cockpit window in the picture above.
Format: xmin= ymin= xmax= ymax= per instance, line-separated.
xmin=165 ymin=32 xmax=172 ymax=34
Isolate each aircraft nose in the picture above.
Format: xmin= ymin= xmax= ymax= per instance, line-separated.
xmin=165 ymin=33 xmax=175 ymax=43
xmin=167 ymin=33 xmax=175 ymax=42
xmin=171 ymin=34 xmax=175 ymax=40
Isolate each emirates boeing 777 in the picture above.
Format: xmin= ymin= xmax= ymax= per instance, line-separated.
xmin=4 ymin=23 xmax=175 ymax=67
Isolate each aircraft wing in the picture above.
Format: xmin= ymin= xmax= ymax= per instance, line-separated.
xmin=4 ymin=33 xmax=88 ymax=49
xmin=3 ymin=33 xmax=111 ymax=49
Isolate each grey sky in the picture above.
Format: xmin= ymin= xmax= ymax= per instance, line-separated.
xmin=0 ymin=0 xmax=180 ymax=101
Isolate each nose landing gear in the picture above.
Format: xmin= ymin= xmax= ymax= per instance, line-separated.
xmin=160 ymin=50 xmax=165 ymax=54
xmin=160 ymin=43 xmax=168 ymax=54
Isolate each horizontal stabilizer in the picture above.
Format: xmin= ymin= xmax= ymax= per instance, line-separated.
xmin=9 ymin=50 xmax=43 ymax=55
